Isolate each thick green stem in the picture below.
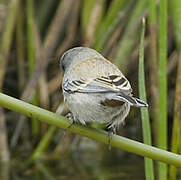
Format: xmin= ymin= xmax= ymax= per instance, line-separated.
xmin=0 ymin=93 xmax=181 ymax=166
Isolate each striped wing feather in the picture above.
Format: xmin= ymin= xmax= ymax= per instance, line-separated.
xmin=63 ymin=75 xmax=148 ymax=107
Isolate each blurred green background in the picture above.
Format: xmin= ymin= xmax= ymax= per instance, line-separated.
xmin=0 ymin=0 xmax=181 ymax=179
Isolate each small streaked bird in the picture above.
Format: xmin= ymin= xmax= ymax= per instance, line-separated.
xmin=60 ymin=47 xmax=148 ymax=136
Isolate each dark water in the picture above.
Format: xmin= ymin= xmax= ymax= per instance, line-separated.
xmin=0 ymin=137 xmax=145 ymax=180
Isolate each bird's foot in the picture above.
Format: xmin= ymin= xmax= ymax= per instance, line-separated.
xmin=106 ymin=126 xmax=116 ymax=150
xmin=65 ymin=112 xmax=75 ymax=128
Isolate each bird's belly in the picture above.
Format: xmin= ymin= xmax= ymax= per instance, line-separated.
xmin=64 ymin=92 xmax=121 ymax=125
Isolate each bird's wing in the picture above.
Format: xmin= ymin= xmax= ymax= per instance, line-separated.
xmin=63 ymin=74 xmax=148 ymax=107
xmin=63 ymin=75 xmax=132 ymax=94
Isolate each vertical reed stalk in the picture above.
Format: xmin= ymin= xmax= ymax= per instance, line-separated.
xmin=27 ymin=0 xmax=40 ymax=135
xmin=169 ymin=1 xmax=181 ymax=179
xmin=0 ymin=0 xmax=20 ymax=162
xmin=158 ymin=0 xmax=168 ymax=179
xmin=16 ymin=1 xmax=25 ymax=91
xmin=148 ymin=0 xmax=158 ymax=145
xmin=169 ymin=52 xmax=181 ymax=180
xmin=139 ymin=18 xmax=155 ymax=180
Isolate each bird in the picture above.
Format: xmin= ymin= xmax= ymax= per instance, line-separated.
xmin=59 ymin=47 xmax=148 ymax=136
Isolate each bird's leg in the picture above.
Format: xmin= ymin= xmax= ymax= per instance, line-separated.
xmin=61 ymin=112 xmax=75 ymax=137
xmin=108 ymin=131 xmax=113 ymax=150
xmin=106 ymin=125 xmax=116 ymax=150
xmin=65 ymin=112 xmax=75 ymax=128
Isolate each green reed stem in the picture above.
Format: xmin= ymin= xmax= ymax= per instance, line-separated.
xmin=0 ymin=0 xmax=19 ymax=89
xmin=0 ymin=93 xmax=181 ymax=166
xmin=169 ymin=1 xmax=181 ymax=179
xmin=158 ymin=0 xmax=168 ymax=179
xmin=148 ymin=0 xmax=158 ymax=146
xmin=139 ymin=18 xmax=155 ymax=180
xmin=31 ymin=126 xmax=57 ymax=161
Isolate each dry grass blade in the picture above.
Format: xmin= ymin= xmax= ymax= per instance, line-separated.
xmin=83 ymin=0 xmax=104 ymax=46
xmin=39 ymin=73 xmax=50 ymax=109
xmin=0 ymin=108 xmax=9 ymax=162
xmin=11 ymin=0 xmax=75 ymax=147
xmin=43 ymin=0 xmax=74 ymax=55
xmin=56 ymin=0 xmax=80 ymax=56
xmin=0 ymin=0 xmax=19 ymax=89
xmin=16 ymin=2 xmax=25 ymax=91
xmin=0 ymin=0 xmax=20 ymax=161
xmin=48 ymin=73 xmax=62 ymax=95
xmin=20 ymin=0 xmax=73 ymax=102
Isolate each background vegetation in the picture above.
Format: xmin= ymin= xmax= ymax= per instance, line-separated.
xmin=0 ymin=0 xmax=181 ymax=179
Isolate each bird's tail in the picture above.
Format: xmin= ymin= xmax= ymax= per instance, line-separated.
xmin=115 ymin=93 xmax=148 ymax=107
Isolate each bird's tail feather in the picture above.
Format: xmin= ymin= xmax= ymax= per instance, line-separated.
xmin=115 ymin=93 xmax=148 ymax=107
